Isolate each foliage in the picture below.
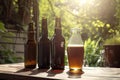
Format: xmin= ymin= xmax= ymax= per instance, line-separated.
xmin=39 ymin=0 xmax=120 ymax=67
xmin=0 ymin=49 xmax=22 ymax=64
xmin=0 ymin=21 xmax=23 ymax=64
xmin=65 ymin=52 xmax=68 ymax=66
xmin=40 ymin=0 xmax=120 ymax=67
xmin=0 ymin=0 xmax=120 ymax=66
xmin=0 ymin=0 xmax=119 ymax=41
xmin=0 ymin=22 xmax=6 ymax=32
xmin=0 ymin=0 xmax=39 ymax=31
xmin=84 ymin=38 xmax=104 ymax=67
xmin=39 ymin=0 xmax=119 ymax=42
xmin=0 ymin=21 xmax=15 ymax=49
xmin=104 ymin=34 xmax=120 ymax=45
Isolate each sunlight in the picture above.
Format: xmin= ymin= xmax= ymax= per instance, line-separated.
xmin=79 ymin=0 xmax=87 ymax=5
xmin=71 ymin=0 xmax=95 ymax=15
xmin=79 ymin=0 xmax=94 ymax=6
xmin=69 ymin=68 xmax=83 ymax=74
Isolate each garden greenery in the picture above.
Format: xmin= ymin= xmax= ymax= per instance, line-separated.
xmin=0 ymin=0 xmax=120 ymax=66
xmin=104 ymin=34 xmax=120 ymax=45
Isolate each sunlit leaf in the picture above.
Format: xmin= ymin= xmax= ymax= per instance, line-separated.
xmin=0 ymin=22 xmax=6 ymax=32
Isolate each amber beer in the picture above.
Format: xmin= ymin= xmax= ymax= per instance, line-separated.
xmin=67 ymin=44 xmax=84 ymax=71
xmin=24 ymin=22 xmax=36 ymax=69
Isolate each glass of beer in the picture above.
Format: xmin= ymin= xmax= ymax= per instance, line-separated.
xmin=67 ymin=28 xmax=84 ymax=74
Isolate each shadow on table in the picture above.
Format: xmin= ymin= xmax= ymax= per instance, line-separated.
xmin=16 ymin=68 xmax=33 ymax=73
xmin=47 ymin=69 xmax=64 ymax=77
xmin=16 ymin=68 xmax=50 ymax=75
xmin=16 ymin=68 xmax=84 ymax=78
xmin=30 ymin=69 xmax=50 ymax=75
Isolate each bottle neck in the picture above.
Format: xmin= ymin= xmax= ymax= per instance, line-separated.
xmin=28 ymin=32 xmax=35 ymax=40
xmin=54 ymin=17 xmax=62 ymax=35
xmin=69 ymin=28 xmax=83 ymax=45
xmin=41 ymin=18 xmax=48 ymax=37
xmin=27 ymin=22 xmax=35 ymax=41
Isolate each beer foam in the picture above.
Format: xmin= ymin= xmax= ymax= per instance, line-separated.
xmin=68 ymin=44 xmax=83 ymax=47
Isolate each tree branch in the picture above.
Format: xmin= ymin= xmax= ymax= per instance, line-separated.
xmin=47 ymin=0 xmax=56 ymax=17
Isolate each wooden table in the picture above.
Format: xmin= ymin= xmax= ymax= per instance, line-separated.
xmin=0 ymin=63 xmax=120 ymax=80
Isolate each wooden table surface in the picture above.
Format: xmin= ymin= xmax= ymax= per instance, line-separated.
xmin=0 ymin=63 xmax=120 ymax=80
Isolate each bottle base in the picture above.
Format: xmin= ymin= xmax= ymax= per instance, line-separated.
xmin=38 ymin=66 xmax=50 ymax=69
xmin=69 ymin=69 xmax=84 ymax=74
xmin=51 ymin=67 xmax=64 ymax=70
xmin=25 ymin=65 xmax=36 ymax=69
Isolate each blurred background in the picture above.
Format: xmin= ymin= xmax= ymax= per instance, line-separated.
xmin=0 ymin=0 xmax=120 ymax=67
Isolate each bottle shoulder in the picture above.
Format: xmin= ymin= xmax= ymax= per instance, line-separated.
xmin=39 ymin=36 xmax=50 ymax=41
xmin=52 ymin=34 xmax=65 ymax=40
xmin=38 ymin=37 xmax=51 ymax=44
xmin=51 ymin=35 xmax=65 ymax=44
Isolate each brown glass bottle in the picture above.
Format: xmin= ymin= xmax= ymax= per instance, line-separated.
xmin=24 ymin=22 xmax=37 ymax=69
xmin=38 ymin=18 xmax=51 ymax=69
xmin=51 ymin=17 xmax=65 ymax=70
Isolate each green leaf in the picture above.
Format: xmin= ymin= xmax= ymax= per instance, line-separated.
xmin=0 ymin=22 xmax=6 ymax=32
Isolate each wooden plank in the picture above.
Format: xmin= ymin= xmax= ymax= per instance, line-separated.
xmin=0 ymin=42 xmax=25 ymax=45
xmin=2 ymin=36 xmax=26 ymax=39
xmin=0 ymin=63 xmax=120 ymax=80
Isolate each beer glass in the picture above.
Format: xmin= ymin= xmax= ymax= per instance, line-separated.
xmin=67 ymin=28 xmax=84 ymax=74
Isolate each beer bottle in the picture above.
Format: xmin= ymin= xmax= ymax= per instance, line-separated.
xmin=38 ymin=18 xmax=51 ymax=69
xmin=24 ymin=22 xmax=37 ymax=69
xmin=51 ymin=17 xmax=65 ymax=70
